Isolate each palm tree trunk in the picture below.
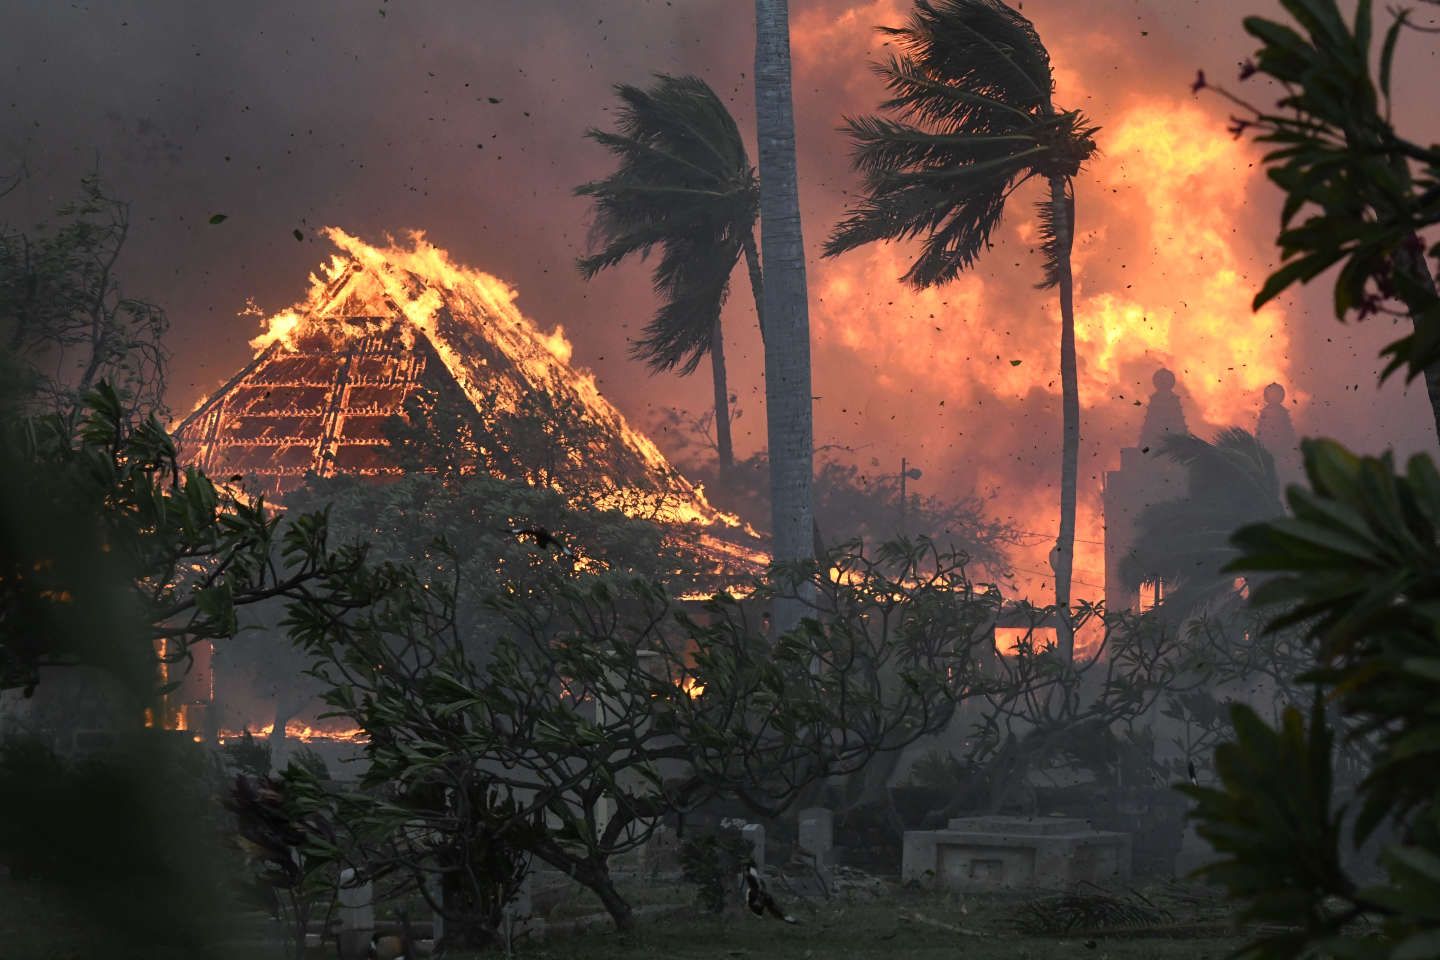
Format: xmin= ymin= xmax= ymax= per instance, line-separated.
xmin=755 ymin=0 xmax=816 ymax=635
xmin=1049 ymin=176 xmax=1079 ymax=663
xmin=743 ymin=223 xmax=826 ymax=556
xmin=710 ymin=315 xmax=736 ymax=481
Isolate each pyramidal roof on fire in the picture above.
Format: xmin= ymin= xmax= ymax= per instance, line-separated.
xmin=176 ymin=228 xmax=756 ymax=545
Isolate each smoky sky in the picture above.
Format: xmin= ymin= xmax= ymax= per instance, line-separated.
xmin=5 ymin=0 xmax=1437 ymax=598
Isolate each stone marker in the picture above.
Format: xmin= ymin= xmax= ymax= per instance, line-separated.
xmin=797 ymin=807 xmax=834 ymax=866
xmin=741 ymin=822 xmax=766 ymax=871
xmin=902 ymin=815 xmax=1132 ymax=890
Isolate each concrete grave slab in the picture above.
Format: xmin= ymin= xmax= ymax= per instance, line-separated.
xmin=902 ymin=816 xmax=1131 ymax=890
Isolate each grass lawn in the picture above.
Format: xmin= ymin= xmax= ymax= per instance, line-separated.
xmin=0 ymin=872 xmax=1248 ymax=960
xmin=502 ymin=882 xmax=1246 ymax=960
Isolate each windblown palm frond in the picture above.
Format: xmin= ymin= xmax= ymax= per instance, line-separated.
xmin=1034 ymin=182 xmax=1073 ymax=290
xmin=575 ymin=74 xmax=758 ymax=375
xmin=1121 ymin=429 xmax=1285 ymax=622
xmin=877 ymin=0 xmax=1053 ymax=125
xmin=823 ymin=0 xmax=1097 ymax=288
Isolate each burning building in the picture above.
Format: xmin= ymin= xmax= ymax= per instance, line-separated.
xmin=175 ymin=228 xmax=765 ymax=564
xmin=169 ymin=228 xmax=768 ymax=746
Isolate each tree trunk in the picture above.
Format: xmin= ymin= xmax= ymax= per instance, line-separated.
xmin=580 ymin=862 xmax=635 ymax=932
xmin=440 ymin=866 xmax=496 ymax=951
xmin=742 ymin=225 xmax=826 ymax=556
xmin=1049 ymin=176 xmax=1079 ymax=664
xmin=754 ymin=0 xmax=816 ymax=635
xmin=710 ymin=315 xmax=736 ymax=482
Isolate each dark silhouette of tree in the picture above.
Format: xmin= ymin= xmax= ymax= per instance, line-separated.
xmin=576 ymin=74 xmax=762 ymax=481
xmin=0 ymin=175 xmax=167 ymax=419
xmin=754 ymin=0 xmax=818 ymax=633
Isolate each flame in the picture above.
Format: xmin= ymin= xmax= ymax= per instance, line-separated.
xmin=995 ymin=627 xmax=1058 ymax=658
xmin=1076 ymin=101 xmax=1302 ymax=426
xmin=217 ymin=722 xmax=368 ymax=745
xmin=679 ymin=675 xmax=705 ymax=699
xmin=249 ymin=308 xmax=303 ymax=352
xmin=241 ymin=228 xmax=760 ymax=539
xmin=806 ymin=96 xmax=1296 ymax=627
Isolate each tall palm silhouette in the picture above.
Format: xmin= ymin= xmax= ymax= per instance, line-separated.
xmin=755 ymin=0 xmax=819 ymax=633
xmin=824 ymin=0 xmax=1097 ymax=659
xmin=1120 ymin=429 xmax=1286 ymax=624
xmin=576 ymin=74 xmax=763 ymax=480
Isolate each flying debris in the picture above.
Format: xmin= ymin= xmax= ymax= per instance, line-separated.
xmin=507 ymin=525 xmax=575 ymax=558
xmin=293 ymin=229 xmax=304 ymax=242
xmin=741 ymin=862 xmax=797 ymax=924
xmin=1188 ymin=760 xmax=1198 ymax=786
xmin=208 ymin=213 xmax=228 ymax=224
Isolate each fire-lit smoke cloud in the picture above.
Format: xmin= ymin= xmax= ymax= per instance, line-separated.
xmin=4 ymin=0 xmax=1435 ymax=607
xmin=791 ymin=1 xmax=1302 ymax=599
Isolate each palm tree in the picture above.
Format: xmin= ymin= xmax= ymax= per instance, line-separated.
xmin=823 ymin=0 xmax=1097 ymax=659
xmin=575 ymin=74 xmax=764 ymax=481
xmin=755 ymin=0 xmax=818 ymax=633
xmin=1120 ymin=429 xmax=1285 ymax=625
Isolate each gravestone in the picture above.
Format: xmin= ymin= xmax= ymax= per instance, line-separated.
xmin=798 ymin=807 xmax=834 ymax=866
xmin=741 ymin=822 xmax=766 ymax=871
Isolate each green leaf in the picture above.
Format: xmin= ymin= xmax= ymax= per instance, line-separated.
xmin=1379 ymin=11 xmax=1405 ymax=102
xmin=1253 ymin=247 xmax=1347 ymax=310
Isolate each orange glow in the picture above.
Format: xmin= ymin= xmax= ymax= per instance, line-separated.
xmin=679 ymin=675 xmax=705 ymax=699
xmin=217 ymin=722 xmax=368 ymax=745
xmin=804 ymin=97 xmax=1296 ymax=637
xmin=995 ymin=627 xmax=1058 ymax=658
xmin=1077 ymin=101 xmax=1300 ymax=426
xmin=242 ymin=228 xmax=764 ymax=543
